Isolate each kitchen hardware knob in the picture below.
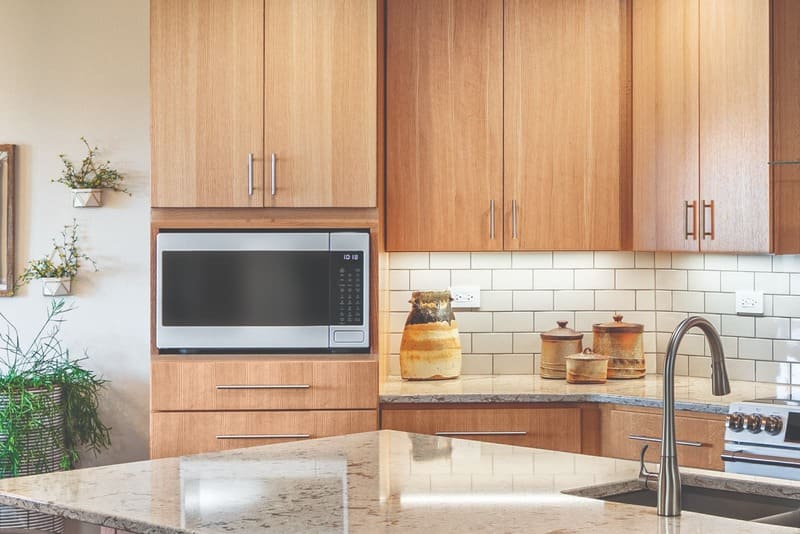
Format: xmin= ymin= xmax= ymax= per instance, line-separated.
xmin=726 ymin=412 xmax=745 ymax=432
xmin=761 ymin=415 xmax=783 ymax=435
xmin=746 ymin=414 xmax=763 ymax=433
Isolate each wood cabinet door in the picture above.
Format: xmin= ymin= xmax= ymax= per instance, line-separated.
xmin=632 ymin=0 xmax=700 ymax=252
xmin=385 ymin=0 xmax=503 ymax=251
xmin=504 ymin=0 xmax=631 ymax=250
xmin=151 ymin=0 xmax=264 ymax=208
xmin=699 ymin=0 xmax=770 ymax=253
xmin=264 ymin=0 xmax=377 ymax=208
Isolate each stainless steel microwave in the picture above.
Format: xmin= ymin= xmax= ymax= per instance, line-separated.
xmin=156 ymin=231 xmax=369 ymax=352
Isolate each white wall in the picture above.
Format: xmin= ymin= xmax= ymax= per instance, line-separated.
xmin=0 ymin=0 xmax=150 ymax=473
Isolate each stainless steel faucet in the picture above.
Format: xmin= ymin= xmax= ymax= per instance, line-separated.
xmin=640 ymin=316 xmax=730 ymax=517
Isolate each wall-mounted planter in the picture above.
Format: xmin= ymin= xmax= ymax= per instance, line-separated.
xmin=41 ymin=277 xmax=71 ymax=296
xmin=71 ymin=188 xmax=103 ymax=208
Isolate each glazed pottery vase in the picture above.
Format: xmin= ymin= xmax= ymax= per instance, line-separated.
xmin=399 ymin=290 xmax=462 ymax=380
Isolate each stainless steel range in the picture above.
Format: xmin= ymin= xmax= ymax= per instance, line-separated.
xmin=724 ymin=399 xmax=800 ymax=480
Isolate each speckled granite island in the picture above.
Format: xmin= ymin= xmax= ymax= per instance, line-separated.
xmin=0 ymin=430 xmax=798 ymax=533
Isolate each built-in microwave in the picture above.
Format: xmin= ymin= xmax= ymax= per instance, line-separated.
xmin=156 ymin=231 xmax=369 ymax=352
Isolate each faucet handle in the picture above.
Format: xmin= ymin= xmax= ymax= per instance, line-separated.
xmin=638 ymin=445 xmax=658 ymax=489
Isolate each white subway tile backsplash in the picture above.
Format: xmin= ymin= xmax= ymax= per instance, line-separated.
xmin=461 ymin=354 xmax=493 ymax=374
xmin=721 ymin=271 xmax=754 ymax=292
xmin=738 ymin=255 xmax=772 ymax=272
xmin=594 ymin=251 xmax=635 ymax=269
xmin=389 ymin=270 xmax=409 ymax=290
xmin=656 ymin=270 xmax=687 ymax=290
xmin=705 ymin=292 xmax=736 ymax=314
xmin=451 ymin=269 xmax=492 ymax=288
xmin=479 ymin=291 xmax=513 ymax=311
xmin=697 ymin=313 xmax=722 ymax=332
xmin=688 ymin=270 xmax=720 ymax=292
xmin=755 ymin=273 xmax=791 ymax=294
xmin=738 ymin=337 xmax=773 ymax=360
xmin=390 ymin=312 xmax=407 ymax=333
xmin=429 ymin=252 xmax=471 ymax=269
xmin=654 ymin=252 xmax=672 ymax=268
xmin=513 ymin=333 xmax=541 ymax=353
xmin=655 ymin=290 xmax=672 ymax=311
xmin=688 ymin=357 xmax=712 ymax=378
xmin=773 ymin=255 xmax=800 ymax=273
xmin=493 ymin=312 xmax=534 ymax=332
xmin=472 ymin=333 xmax=512 ymax=354
xmin=534 ymin=270 xmax=574 ymax=290
xmin=672 ymin=253 xmax=704 ymax=270
xmin=721 ymin=336 xmax=738 ymax=358
xmin=472 ymin=252 xmax=511 ymax=269
xmin=672 ymin=291 xmax=705 ymax=313
xmin=635 ymin=252 xmax=655 ymax=268
xmin=459 ymin=333 xmax=472 ymax=354
xmin=390 ymin=291 xmax=413 ymax=312
xmin=656 ymin=312 xmax=688 ymax=333
xmin=410 ymin=270 xmax=451 ymax=290
xmin=726 ymin=359 xmax=755 ymax=381
xmin=512 ymin=252 xmax=552 ymax=269
xmin=493 ymin=269 xmax=533 ymax=290
xmin=721 ymin=315 xmax=755 ymax=337
xmin=756 ymin=317 xmax=791 ymax=339
xmin=616 ymin=269 xmax=655 ymax=289
xmin=773 ymin=340 xmax=800 ymax=363
xmin=792 ymin=274 xmax=800 ymax=295
xmin=657 ymin=353 xmax=689 ymax=376
xmin=391 ymin=252 xmax=429 ymax=269
xmin=535 ymin=312 xmax=576 ymax=333
xmin=390 ymin=333 xmax=402 ymax=354
xmin=493 ymin=354 xmax=534 ymax=374
xmin=595 ymin=290 xmax=636 ymax=311
xmin=574 ymin=269 xmax=615 ymax=290
xmin=636 ymin=290 xmax=656 ymax=310
xmin=793 ymin=319 xmax=800 ymax=340
xmin=513 ymin=291 xmax=554 ymax=311
xmin=756 ymin=361 xmax=792 ymax=384
xmin=705 ymin=254 xmax=738 ymax=271
xmin=774 ymin=296 xmax=800 ymax=317
xmin=554 ymin=290 xmax=595 ymax=311
xmin=677 ymin=333 xmax=706 ymax=355
xmin=455 ymin=312 xmax=493 ymax=332
xmin=553 ymin=251 xmax=594 ymax=268
xmin=574 ymin=311 xmax=611 ymax=332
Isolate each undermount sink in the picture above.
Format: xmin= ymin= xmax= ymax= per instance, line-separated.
xmin=563 ymin=477 xmax=800 ymax=527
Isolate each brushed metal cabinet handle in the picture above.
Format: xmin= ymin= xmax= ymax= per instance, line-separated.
xmin=511 ymin=200 xmax=518 ymax=239
xmin=216 ymin=384 xmax=311 ymax=390
xmin=216 ymin=434 xmax=311 ymax=440
xmin=684 ymin=200 xmax=697 ymax=240
xmin=435 ymin=431 xmax=528 ymax=437
xmin=768 ymin=160 xmax=800 ymax=165
xmin=270 ymin=153 xmax=277 ymax=196
xmin=490 ymin=199 xmax=496 ymax=240
xmin=628 ymin=434 xmax=704 ymax=448
xmin=701 ymin=200 xmax=715 ymax=240
xmin=247 ymin=153 xmax=254 ymax=196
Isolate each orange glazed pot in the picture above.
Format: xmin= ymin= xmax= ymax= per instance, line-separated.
xmin=399 ymin=291 xmax=462 ymax=380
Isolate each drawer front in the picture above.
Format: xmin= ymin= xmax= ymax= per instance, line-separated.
xmin=381 ymin=406 xmax=582 ymax=453
xmin=151 ymin=359 xmax=378 ymax=411
xmin=602 ymin=408 xmax=725 ymax=470
xmin=150 ymin=409 xmax=378 ymax=458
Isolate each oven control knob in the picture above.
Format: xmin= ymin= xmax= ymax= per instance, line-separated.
xmin=746 ymin=414 xmax=763 ymax=433
xmin=761 ymin=415 xmax=783 ymax=436
xmin=726 ymin=412 xmax=745 ymax=432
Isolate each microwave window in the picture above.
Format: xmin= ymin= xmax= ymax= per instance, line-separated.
xmin=162 ymin=251 xmax=330 ymax=326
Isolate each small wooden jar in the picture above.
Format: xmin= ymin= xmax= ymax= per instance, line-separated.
xmin=540 ymin=321 xmax=583 ymax=379
xmin=593 ymin=314 xmax=645 ymax=379
xmin=566 ymin=348 xmax=609 ymax=384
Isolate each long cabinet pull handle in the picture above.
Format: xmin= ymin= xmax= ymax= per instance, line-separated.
xmin=628 ymin=434 xmax=704 ymax=448
xmin=768 ymin=160 xmax=800 ymax=165
xmin=216 ymin=384 xmax=311 ymax=390
xmin=270 ymin=153 xmax=277 ymax=196
xmin=511 ymin=200 xmax=518 ymax=239
xmin=435 ymin=431 xmax=528 ymax=437
xmin=247 ymin=153 xmax=254 ymax=196
xmin=721 ymin=451 xmax=800 ymax=468
xmin=216 ymin=434 xmax=311 ymax=440
xmin=684 ymin=200 xmax=697 ymax=240
xmin=701 ymin=200 xmax=715 ymax=240
xmin=490 ymin=200 xmax=496 ymax=240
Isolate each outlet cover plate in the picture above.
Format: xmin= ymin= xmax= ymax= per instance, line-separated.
xmin=450 ymin=286 xmax=481 ymax=309
xmin=736 ymin=290 xmax=764 ymax=315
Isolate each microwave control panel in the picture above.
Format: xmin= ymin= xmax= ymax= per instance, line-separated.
xmin=332 ymin=252 xmax=364 ymax=326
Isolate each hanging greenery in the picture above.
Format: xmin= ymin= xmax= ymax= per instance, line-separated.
xmin=16 ymin=220 xmax=97 ymax=286
xmin=53 ymin=137 xmax=129 ymax=193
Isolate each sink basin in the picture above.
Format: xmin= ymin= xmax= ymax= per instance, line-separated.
xmin=563 ymin=477 xmax=800 ymax=527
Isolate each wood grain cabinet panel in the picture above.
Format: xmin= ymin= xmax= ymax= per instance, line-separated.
xmin=151 ymin=410 xmax=377 ymax=458
xmin=151 ymin=359 xmax=378 ymax=411
xmin=385 ymin=0 xmax=503 ymax=251
xmin=504 ymin=0 xmax=631 ymax=250
xmin=381 ymin=405 xmax=583 ymax=453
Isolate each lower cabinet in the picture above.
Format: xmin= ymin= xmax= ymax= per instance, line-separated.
xmin=151 ymin=410 xmax=377 ymax=459
xmin=380 ymin=404 xmax=587 ymax=453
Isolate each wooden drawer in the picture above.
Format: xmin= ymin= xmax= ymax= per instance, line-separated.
xmin=380 ymin=404 xmax=583 ymax=453
xmin=150 ymin=409 xmax=378 ymax=458
xmin=600 ymin=405 xmax=725 ymax=470
xmin=151 ymin=359 xmax=378 ymax=411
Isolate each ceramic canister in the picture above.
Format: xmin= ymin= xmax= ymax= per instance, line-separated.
xmin=592 ymin=314 xmax=645 ymax=379
xmin=565 ymin=348 xmax=609 ymax=384
xmin=399 ymin=290 xmax=462 ymax=380
xmin=540 ymin=321 xmax=583 ymax=379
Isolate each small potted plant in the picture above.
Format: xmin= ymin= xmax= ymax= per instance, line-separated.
xmin=17 ymin=220 xmax=97 ymax=296
xmin=0 ymin=300 xmax=111 ymax=530
xmin=53 ymin=137 xmax=129 ymax=207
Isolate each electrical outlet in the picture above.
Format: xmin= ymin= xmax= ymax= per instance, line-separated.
xmin=736 ymin=290 xmax=764 ymax=315
xmin=450 ymin=286 xmax=481 ymax=309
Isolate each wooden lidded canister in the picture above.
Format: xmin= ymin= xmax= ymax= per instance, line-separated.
xmin=540 ymin=321 xmax=583 ymax=379
xmin=566 ymin=348 xmax=609 ymax=384
xmin=400 ymin=290 xmax=462 ymax=380
xmin=593 ymin=314 xmax=645 ymax=379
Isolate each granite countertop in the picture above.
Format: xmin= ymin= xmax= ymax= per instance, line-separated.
xmin=380 ymin=375 xmax=800 ymax=414
xmin=0 ymin=430 xmax=797 ymax=533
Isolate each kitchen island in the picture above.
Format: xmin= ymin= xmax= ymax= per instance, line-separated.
xmin=0 ymin=430 xmax=797 ymax=533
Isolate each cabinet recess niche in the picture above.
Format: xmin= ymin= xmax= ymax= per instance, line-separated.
xmin=386 ymin=0 xmax=631 ymax=251
xmin=633 ymin=0 xmax=800 ymax=254
xmin=151 ymin=0 xmax=377 ymax=208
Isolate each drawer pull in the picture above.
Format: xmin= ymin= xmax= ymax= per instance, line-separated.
xmin=721 ymin=451 xmax=800 ymax=469
xmin=216 ymin=434 xmax=311 ymax=440
xmin=629 ymin=434 xmax=704 ymax=448
xmin=216 ymin=384 xmax=311 ymax=390
xmin=435 ymin=431 xmax=527 ymax=437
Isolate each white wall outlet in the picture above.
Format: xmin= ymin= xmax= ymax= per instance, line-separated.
xmin=450 ymin=286 xmax=481 ymax=309
xmin=735 ymin=290 xmax=764 ymax=315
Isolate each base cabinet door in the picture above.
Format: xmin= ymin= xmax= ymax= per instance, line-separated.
xmin=381 ymin=405 xmax=582 ymax=453
xmin=151 ymin=410 xmax=378 ymax=459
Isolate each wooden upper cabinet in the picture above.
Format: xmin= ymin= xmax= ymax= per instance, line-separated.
xmin=632 ymin=0 xmax=699 ymax=252
xmin=386 ymin=0 xmax=503 ymax=251
xmin=151 ymin=0 xmax=264 ymax=208
xmin=699 ymin=0 xmax=770 ymax=253
xmin=265 ymin=0 xmax=377 ymax=208
xmin=504 ymin=0 xmax=631 ymax=250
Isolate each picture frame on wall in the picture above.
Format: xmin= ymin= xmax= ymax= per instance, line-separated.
xmin=0 ymin=145 xmax=15 ymax=296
